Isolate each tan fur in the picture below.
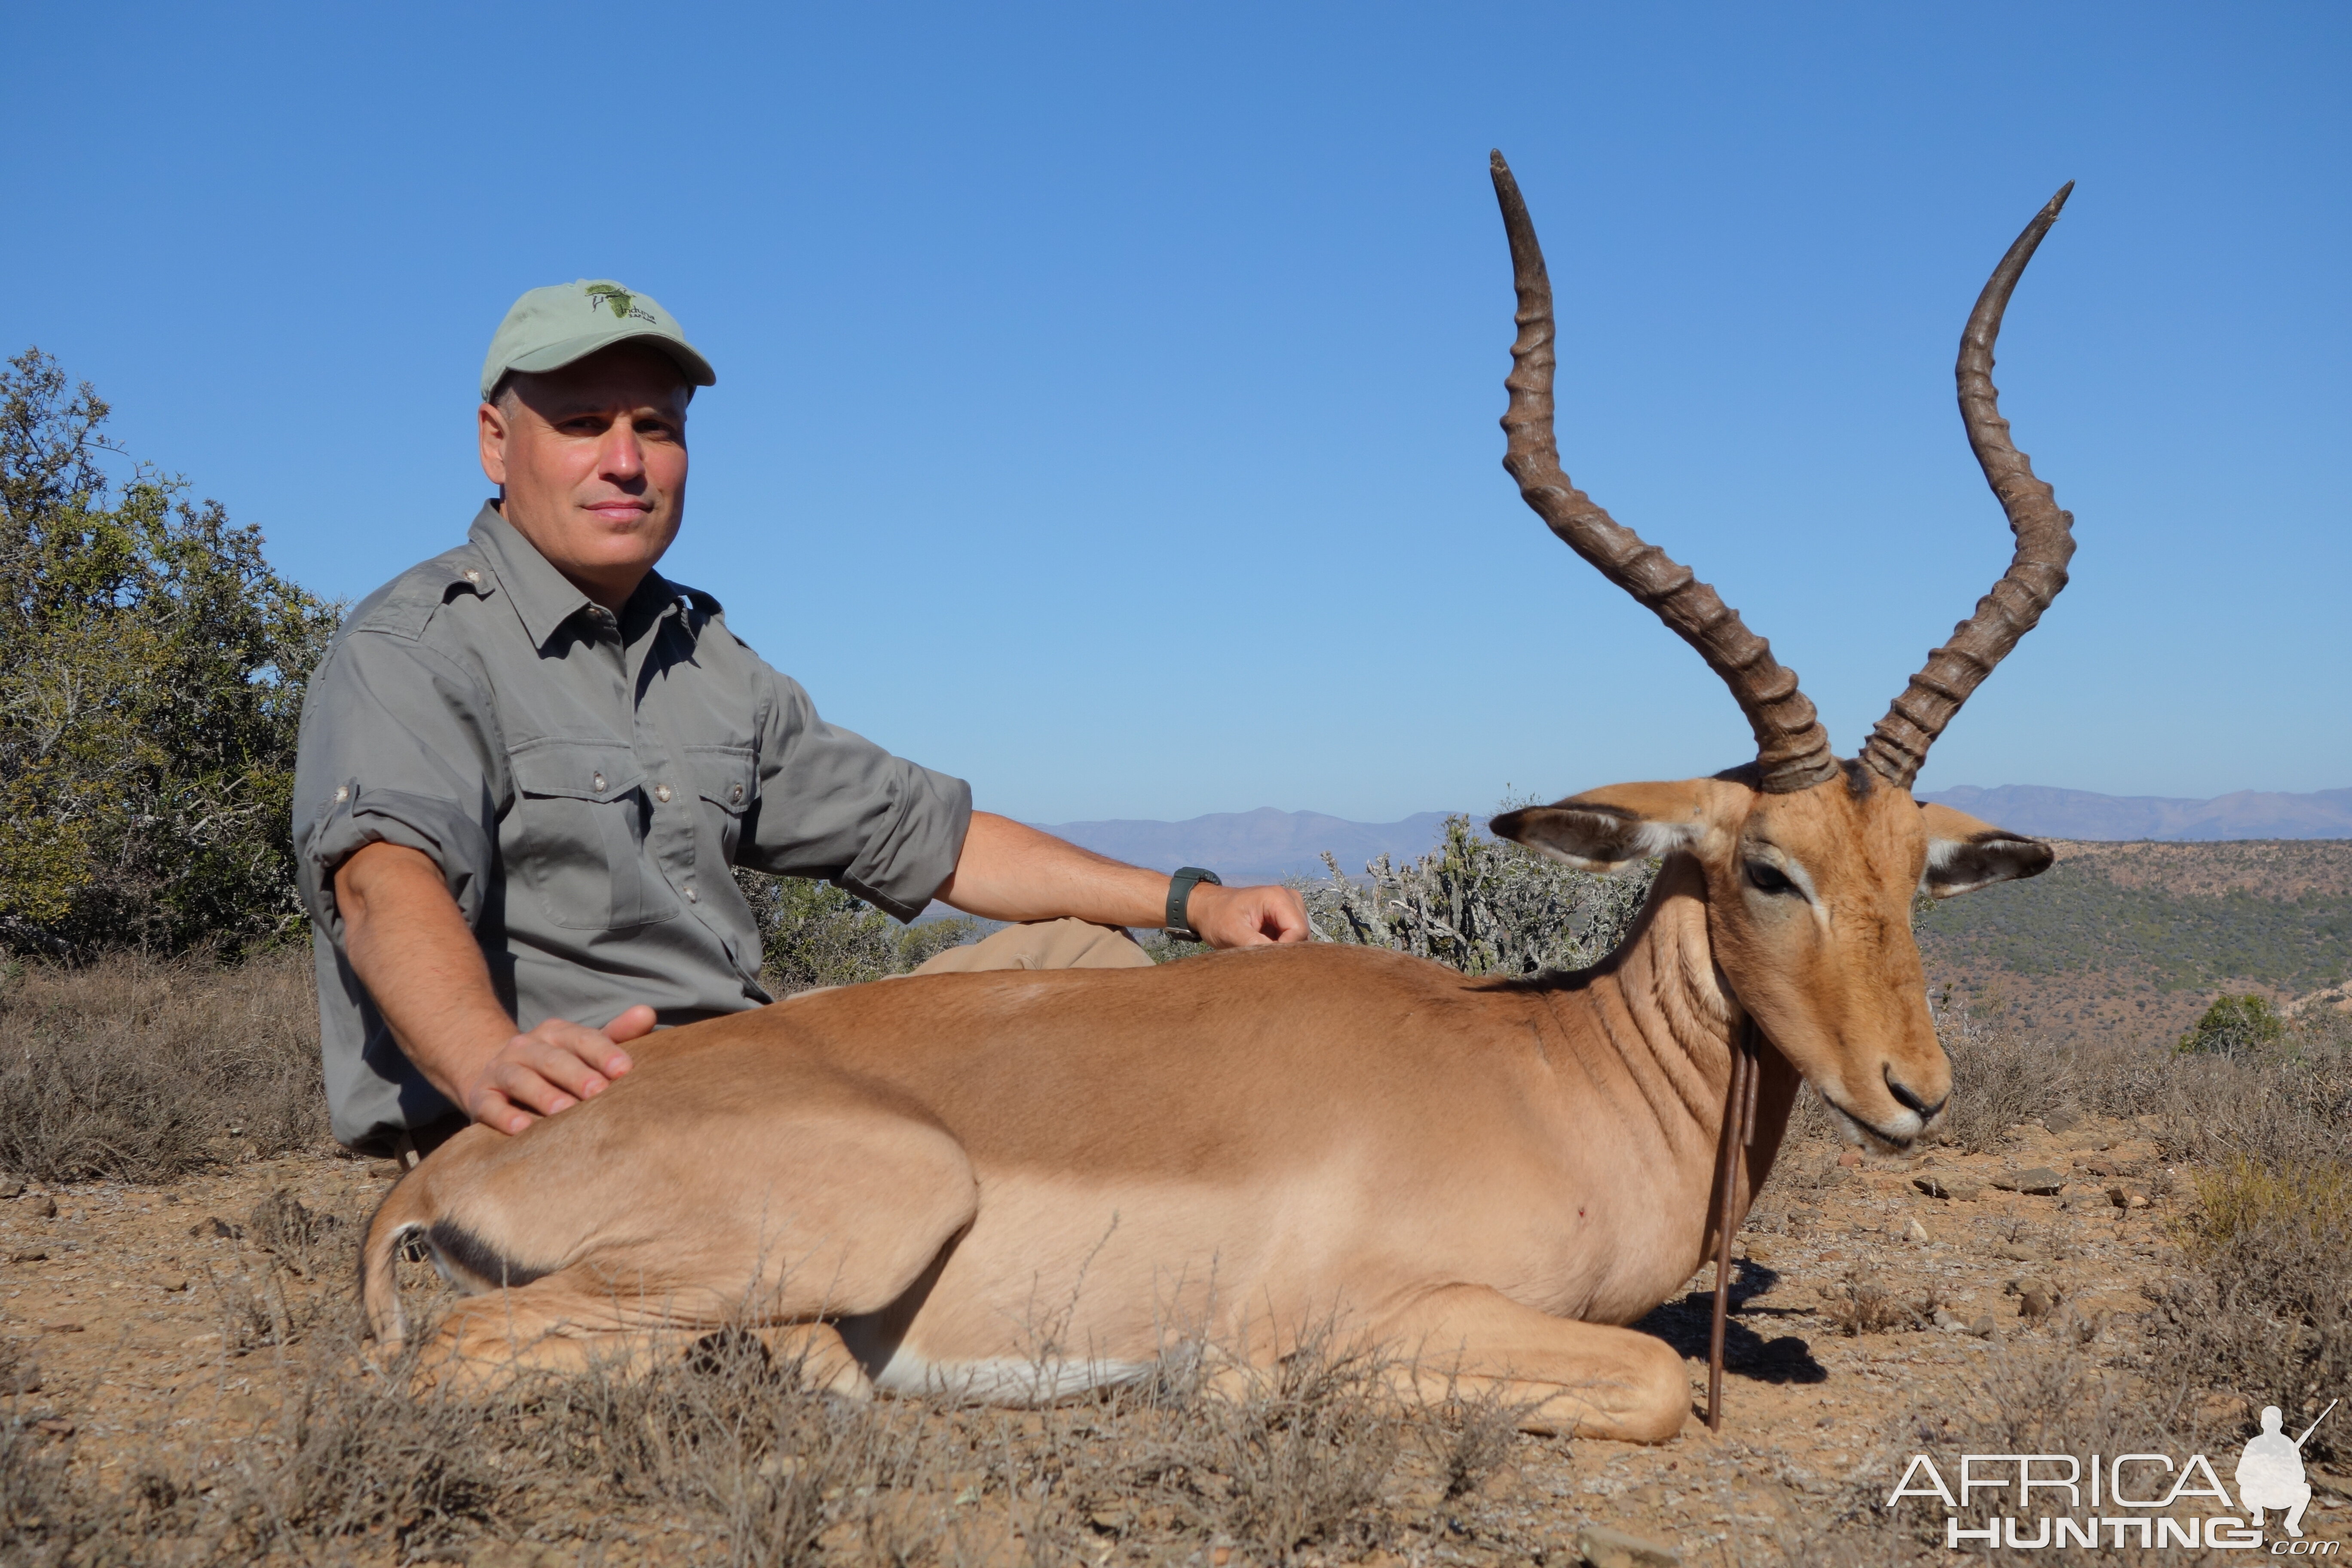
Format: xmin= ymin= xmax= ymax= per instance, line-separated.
xmin=359 ymin=770 xmax=2042 ymax=1442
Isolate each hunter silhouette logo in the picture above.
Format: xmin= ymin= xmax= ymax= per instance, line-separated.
xmin=584 ymin=283 xmax=656 ymax=324
xmin=2239 ymin=1400 xmax=2336 ymax=1539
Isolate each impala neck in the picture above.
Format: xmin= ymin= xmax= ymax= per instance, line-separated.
xmin=1586 ymin=853 xmax=1804 ymax=1260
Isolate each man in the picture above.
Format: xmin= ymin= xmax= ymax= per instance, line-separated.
xmin=294 ymin=279 xmax=1308 ymax=1159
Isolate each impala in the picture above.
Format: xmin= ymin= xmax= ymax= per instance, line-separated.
xmin=363 ymin=155 xmax=2076 ymax=1441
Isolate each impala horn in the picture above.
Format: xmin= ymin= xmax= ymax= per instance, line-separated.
xmin=1489 ymin=150 xmax=1839 ymax=794
xmin=1859 ymin=183 xmax=2079 ymax=789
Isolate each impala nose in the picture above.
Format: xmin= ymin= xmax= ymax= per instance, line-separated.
xmin=1885 ymin=1069 xmax=1946 ymax=1123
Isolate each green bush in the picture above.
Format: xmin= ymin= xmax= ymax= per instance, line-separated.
xmin=2177 ymin=992 xmax=2286 ymax=1057
xmin=733 ymin=869 xmax=977 ymax=993
xmin=0 ymin=349 xmax=339 ymax=957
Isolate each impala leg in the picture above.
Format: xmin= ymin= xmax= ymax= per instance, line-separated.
xmin=1372 ymin=1285 xmax=1688 ymax=1442
xmin=413 ymin=1268 xmax=873 ymax=1397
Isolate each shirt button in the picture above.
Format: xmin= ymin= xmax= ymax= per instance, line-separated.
xmin=591 ymin=772 xmax=608 ymax=793
xmin=333 ymin=785 xmax=350 ymax=803
xmin=654 ymin=783 xmax=673 ymax=803
xmin=462 ymin=568 xmax=482 ymax=584
xmin=729 ymin=784 xmax=744 ymax=804
xmin=684 ymin=884 xmax=698 ymax=903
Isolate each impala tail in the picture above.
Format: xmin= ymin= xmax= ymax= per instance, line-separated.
xmin=359 ymin=1171 xmax=438 ymax=1352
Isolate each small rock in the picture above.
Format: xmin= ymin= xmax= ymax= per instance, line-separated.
xmin=34 ymin=1418 xmax=74 ymax=1438
xmin=40 ymin=1321 xmax=84 ymax=1334
xmin=0 ymin=1179 xmax=24 ymax=1199
xmin=2006 ymin=1277 xmax=2061 ymax=1320
xmin=1741 ymin=1240 xmax=1776 ymax=1263
xmin=2043 ymin=1109 xmax=2082 ymax=1134
xmin=1903 ymin=1217 xmax=1932 ymax=1243
xmin=1836 ymin=1148 xmax=1862 ymax=1168
xmin=1966 ymin=1315 xmax=1998 ymax=1338
xmin=6 ymin=1250 xmax=47 ymax=1264
xmin=367 ymin=1161 xmax=406 ymax=1180
xmin=190 ymin=1216 xmax=243 ymax=1240
xmin=1932 ymin=1308 xmax=1964 ymax=1332
xmin=1576 ymin=1522 xmax=1682 ymax=1568
xmin=1913 ymin=1174 xmax=1984 ymax=1201
xmin=29 ymin=1194 xmax=57 ymax=1219
xmin=2106 ymin=1185 xmax=2150 ymax=1210
xmin=155 ymin=1273 xmax=189 ymax=1293
xmin=1994 ymin=1241 xmax=2049 ymax=1262
xmin=1993 ymin=1167 xmax=2066 ymax=1196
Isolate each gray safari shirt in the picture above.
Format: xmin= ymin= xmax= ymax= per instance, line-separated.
xmin=294 ymin=504 xmax=972 ymax=1152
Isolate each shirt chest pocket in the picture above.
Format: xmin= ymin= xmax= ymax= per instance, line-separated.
xmin=685 ymin=744 xmax=759 ymax=865
xmin=506 ymin=739 xmax=677 ymax=930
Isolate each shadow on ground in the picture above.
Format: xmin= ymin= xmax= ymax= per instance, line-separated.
xmin=1632 ymin=1261 xmax=1827 ymax=1385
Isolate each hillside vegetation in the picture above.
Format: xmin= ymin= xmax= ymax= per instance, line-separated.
xmin=1915 ymin=837 xmax=2352 ymax=1045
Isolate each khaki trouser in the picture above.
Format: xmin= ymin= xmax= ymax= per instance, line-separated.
xmin=908 ymin=917 xmax=1154 ymax=974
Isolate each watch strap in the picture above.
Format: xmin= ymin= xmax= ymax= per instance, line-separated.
xmin=1165 ymin=866 xmax=1222 ymax=942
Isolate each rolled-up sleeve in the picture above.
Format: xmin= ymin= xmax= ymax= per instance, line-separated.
xmin=293 ymin=633 xmax=502 ymax=946
xmin=738 ymin=671 xmax=972 ymax=922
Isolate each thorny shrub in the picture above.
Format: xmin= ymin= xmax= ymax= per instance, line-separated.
xmin=1819 ymin=1272 xmax=1943 ymax=1339
xmin=1302 ymin=812 xmax=1655 ymax=978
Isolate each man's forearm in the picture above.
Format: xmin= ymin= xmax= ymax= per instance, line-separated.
xmin=335 ymin=841 xmax=647 ymax=1133
xmin=334 ymin=841 xmax=515 ymax=1107
xmin=931 ymin=812 xmax=1172 ymax=927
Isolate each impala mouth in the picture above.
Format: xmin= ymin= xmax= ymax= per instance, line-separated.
xmin=1818 ymin=1092 xmax=1925 ymax=1154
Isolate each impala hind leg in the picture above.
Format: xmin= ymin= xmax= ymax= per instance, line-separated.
xmin=1374 ymin=1286 xmax=1688 ymax=1442
xmin=414 ymin=1270 xmax=873 ymax=1397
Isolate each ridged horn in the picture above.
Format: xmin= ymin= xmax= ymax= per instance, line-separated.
xmin=1489 ymin=150 xmax=1839 ymax=794
xmin=1860 ymin=184 xmax=2078 ymax=790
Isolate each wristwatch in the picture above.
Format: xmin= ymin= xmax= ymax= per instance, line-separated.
xmin=1165 ymin=867 xmax=1222 ymax=943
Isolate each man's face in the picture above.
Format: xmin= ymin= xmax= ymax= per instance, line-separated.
xmin=478 ymin=342 xmax=690 ymax=608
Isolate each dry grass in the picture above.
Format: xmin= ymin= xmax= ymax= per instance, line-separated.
xmin=1 ymin=1292 xmax=1535 ymax=1568
xmin=0 ymin=948 xmax=325 ymax=1184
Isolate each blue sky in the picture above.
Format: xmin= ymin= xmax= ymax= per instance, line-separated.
xmin=9 ymin=4 xmax=2346 ymax=822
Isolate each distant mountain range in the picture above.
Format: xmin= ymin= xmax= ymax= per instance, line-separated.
xmin=1033 ymin=808 xmax=1456 ymax=885
xmin=1035 ymin=786 xmax=2352 ymax=882
xmin=1917 ymin=785 xmax=2352 ymax=842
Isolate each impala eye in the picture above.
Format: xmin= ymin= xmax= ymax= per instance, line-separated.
xmin=1746 ymin=861 xmax=1796 ymax=896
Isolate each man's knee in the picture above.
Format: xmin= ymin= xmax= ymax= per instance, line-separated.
xmin=912 ymin=917 xmax=1152 ymax=975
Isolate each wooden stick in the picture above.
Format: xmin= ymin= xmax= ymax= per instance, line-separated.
xmin=1706 ymin=1020 xmax=1762 ymax=1432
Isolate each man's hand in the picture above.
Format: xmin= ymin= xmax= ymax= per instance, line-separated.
xmin=935 ymin=812 xmax=1312 ymax=948
xmin=336 ymin=840 xmax=651 ymax=1135
xmin=459 ymin=1006 xmax=653 ymax=1134
xmin=1184 ymin=882 xmax=1310 ymax=948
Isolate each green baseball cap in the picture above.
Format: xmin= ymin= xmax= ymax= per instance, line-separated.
xmin=479 ymin=279 xmax=716 ymax=401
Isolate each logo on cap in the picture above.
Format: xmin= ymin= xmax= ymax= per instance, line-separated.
xmin=585 ymin=283 xmax=656 ymax=324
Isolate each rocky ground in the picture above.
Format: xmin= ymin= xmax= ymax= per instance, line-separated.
xmin=6 ymin=1107 xmax=2346 ymax=1566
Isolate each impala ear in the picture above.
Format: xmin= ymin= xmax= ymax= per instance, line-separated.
xmin=1919 ymin=802 xmax=2054 ymax=898
xmin=1492 ymin=781 xmax=1717 ymax=873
